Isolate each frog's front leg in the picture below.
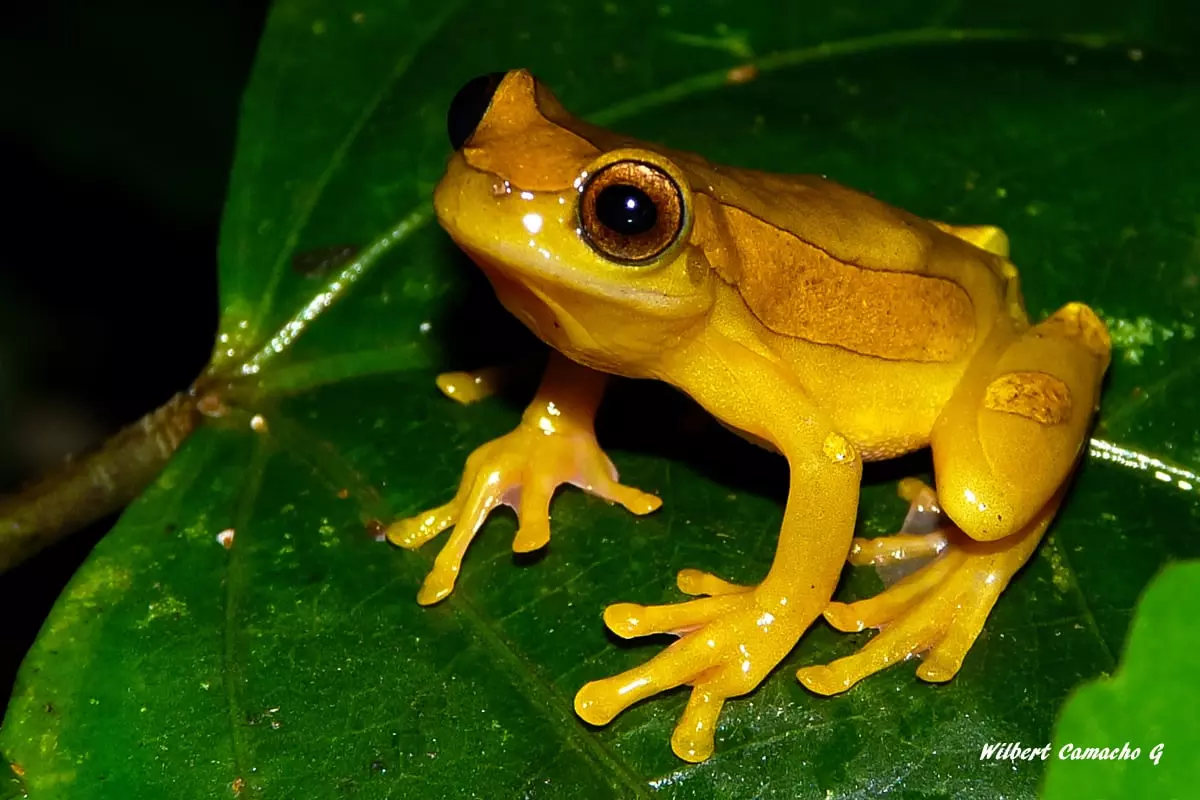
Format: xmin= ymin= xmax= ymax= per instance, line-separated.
xmin=575 ymin=346 xmax=861 ymax=762
xmin=798 ymin=303 xmax=1111 ymax=694
xmin=386 ymin=353 xmax=661 ymax=605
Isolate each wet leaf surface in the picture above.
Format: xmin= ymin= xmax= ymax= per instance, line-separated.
xmin=3 ymin=1 xmax=1198 ymax=797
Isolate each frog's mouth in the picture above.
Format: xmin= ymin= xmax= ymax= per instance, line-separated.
xmin=443 ymin=224 xmax=699 ymax=319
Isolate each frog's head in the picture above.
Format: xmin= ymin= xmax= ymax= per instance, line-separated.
xmin=433 ymin=69 xmax=716 ymax=377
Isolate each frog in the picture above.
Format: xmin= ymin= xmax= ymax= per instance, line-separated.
xmin=386 ymin=69 xmax=1112 ymax=763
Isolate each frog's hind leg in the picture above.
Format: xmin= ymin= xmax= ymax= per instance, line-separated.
xmin=935 ymin=302 xmax=1111 ymax=540
xmin=797 ymin=303 xmax=1111 ymax=694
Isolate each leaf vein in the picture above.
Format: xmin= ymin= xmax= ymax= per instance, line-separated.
xmin=221 ymin=436 xmax=274 ymax=788
xmin=1047 ymin=536 xmax=1118 ymax=668
xmin=587 ymin=27 xmax=1129 ymax=127
xmin=445 ymin=586 xmax=652 ymax=796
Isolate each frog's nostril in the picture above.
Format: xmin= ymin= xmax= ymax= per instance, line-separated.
xmin=447 ymin=72 xmax=508 ymax=150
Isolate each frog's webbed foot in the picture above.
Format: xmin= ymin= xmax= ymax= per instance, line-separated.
xmin=575 ymin=571 xmax=804 ymax=763
xmin=797 ymin=480 xmax=1044 ymax=694
xmin=388 ymin=424 xmax=661 ymax=604
xmin=387 ymin=366 xmax=660 ymax=606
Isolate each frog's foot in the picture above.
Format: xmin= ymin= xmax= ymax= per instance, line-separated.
xmin=797 ymin=518 xmax=1039 ymax=695
xmin=675 ymin=568 xmax=752 ymax=599
xmin=435 ymin=367 xmax=504 ymax=405
xmin=575 ymin=572 xmax=808 ymax=762
xmin=846 ymin=478 xmax=949 ymax=569
xmin=386 ymin=422 xmax=661 ymax=605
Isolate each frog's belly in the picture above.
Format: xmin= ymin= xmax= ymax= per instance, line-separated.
xmin=770 ymin=336 xmax=970 ymax=462
xmin=718 ymin=419 xmax=928 ymax=462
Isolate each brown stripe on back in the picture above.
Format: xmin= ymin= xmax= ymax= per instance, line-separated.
xmin=720 ymin=205 xmax=975 ymax=362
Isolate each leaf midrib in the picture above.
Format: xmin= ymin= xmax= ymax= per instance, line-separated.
xmin=222 ymin=435 xmax=275 ymax=795
xmin=244 ymin=0 xmax=468 ymax=349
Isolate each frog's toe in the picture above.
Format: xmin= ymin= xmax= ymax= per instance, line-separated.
xmin=914 ymin=585 xmax=1003 ymax=682
xmin=846 ymin=478 xmax=949 ymax=567
xmin=510 ymin=519 xmax=550 ymax=553
xmin=415 ymin=505 xmax=491 ymax=605
xmin=801 ymin=538 xmax=1017 ymax=694
xmin=847 ymin=531 xmax=950 ymax=566
xmin=575 ymin=632 xmax=721 ymax=726
xmin=386 ymin=500 xmax=459 ymax=549
xmin=603 ymin=593 xmax=747 ymax=638
xmin=401 ymin=461 xmax=506 ymax=604
xmin=676 ymin=568 xmax=750 ymax=597
xmin=511 ymin=475 xmax=555 ymax=553
xmin=798 ymin=609 xmax=945 ymax=694
xmin=671 ymin=686 xmax=726 ymax=762
xmin=591 ymin=480 xmax=663 ymax=515
xmin=581 ymin=453 xmax=663 ymax=515
xmin=824 ymin=547 xmax=964 ymax=632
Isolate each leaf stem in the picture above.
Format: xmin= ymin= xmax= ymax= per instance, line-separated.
xmin=0 ymin=392 xmax=199 ymax=572
xmin=0 ymin=203 xmax=430 ymax=574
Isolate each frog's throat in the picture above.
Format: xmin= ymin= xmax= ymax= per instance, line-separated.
xmin=477 ymin=261 xmax=620 ymax=374
xmin=469 ymin=257 xmax=686 ymax=378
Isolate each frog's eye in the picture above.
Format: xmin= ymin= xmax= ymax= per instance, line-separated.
xmin=447 ymin=72 xmax=508 ymax=150
xmin=580 ymin=160 xmax=684 ymax=264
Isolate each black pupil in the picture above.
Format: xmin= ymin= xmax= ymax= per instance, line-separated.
xmin=595 ymin=185 xmax=658 ymax=235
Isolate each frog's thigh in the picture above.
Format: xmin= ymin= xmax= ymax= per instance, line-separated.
xmin=932 ymin=303 xmax=1110 ymax=541
xmin=930 ymin=222 xmax=1009 ymax=257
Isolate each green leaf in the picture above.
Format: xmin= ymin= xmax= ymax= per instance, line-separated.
xmin=4 ymin=1 xmax=1199 ymax=797
xmin=1042 ymin=560 xmax=1200 ymax=799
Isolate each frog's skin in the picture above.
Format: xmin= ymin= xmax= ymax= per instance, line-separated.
xmin=387 ymin=70 xmax=1111 ymax=763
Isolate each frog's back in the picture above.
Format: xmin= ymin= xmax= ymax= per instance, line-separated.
xmin=687 ymin=156 xmax=1022 ymax=363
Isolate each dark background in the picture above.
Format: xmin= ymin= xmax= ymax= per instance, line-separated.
xmin=1 ymin=0 xmax=271 ymax=702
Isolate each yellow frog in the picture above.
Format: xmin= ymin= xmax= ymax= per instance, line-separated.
xmin=387 ymin=70 xmax=1111 ymax=762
